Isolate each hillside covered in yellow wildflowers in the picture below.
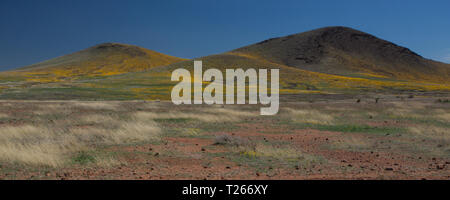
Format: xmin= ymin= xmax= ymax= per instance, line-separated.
xmin=12 ymin=43 xmax=186 ymax=82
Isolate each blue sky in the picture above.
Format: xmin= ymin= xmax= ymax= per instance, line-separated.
xmin=1 ymin=0 xmax=450 ymax=70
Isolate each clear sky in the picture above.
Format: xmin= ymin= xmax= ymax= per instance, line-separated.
xmin=1 ymin=0 xmax=450 ymax=70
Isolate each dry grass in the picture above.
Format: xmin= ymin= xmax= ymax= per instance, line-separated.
xmin=0 ymin=143 xmax=75 ymax=167
xmin=33 ymin=103 xmax=74 ymax=115
xmin=235 ymin=144 xmax=298 ymax=159
xmin=92 ymin=155 xmax=123 ymax=168
xmin=68 ymin=121 xmax=160 ymax=145
xmin=385 ymin=107 xmax=422 ymax=118
xmin=0 ymin=102 xmax=255 ymax=167
xmin=408 ymin=125 xmax=450 ymax=141
xmin=137 ymin=102 xmax=161 ymax=109
xmin=284 ymin=108 xmax=335 ymax=125
xmin=384 ymin=103 xmax=449 ymax=125
xmin=330 ymin=135 xmax=372 ymax=151
xmin=435 ymin=113 xmax=450 ymax=122
xmin=384 ymin=102 xmax=431 ymax=118
xmin=133 ymin=107 xmax=254 ymax=122
xmin=38 ymin=103 xmax=70 ymax=110
xmin=173 ymin=128 xmax=202 ymax=137
xmin=0 ymin=102 xmax=258 ymax=167
xmin=0 ymin=103 xmax=161 ymax=167
xmin=0 ymin=125 xmax=83 ymax=166
xmin=79 ymin=114 xmax=118 ymax=124
xmin=250 ymin=144 xmax=300 ymax=159
xmin=214 ymin=134 xmax=250 ymax=146
xmin=233 ymin=143 xmax=324 ymax=168
xmin=71 ymin=101 xmax=120 ymax=110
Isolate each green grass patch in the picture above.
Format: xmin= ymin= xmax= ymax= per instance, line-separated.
xmin=71 ymin=151 xmax=96 ymax=165
xmin=0 ymin=87 xmax=137 ymax=100
xmin=154 ymin=118 xmax=192 ymax=123
xmin=313 ymin=124 xmax=404 ymax=135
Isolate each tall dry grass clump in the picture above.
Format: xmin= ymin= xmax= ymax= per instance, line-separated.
xmin=0 ymin=125 xmax=82 ymax=167
xmin=0 ymin=103 xmax=161 ymax=167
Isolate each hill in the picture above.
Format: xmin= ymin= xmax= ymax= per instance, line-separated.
xmin=230 ymin=26 xmax=450 ymax=84
xmin=160 ymin=26 xmax=450 ymax=93
xmin=12 ymin=43 xmax=186 ymax=82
